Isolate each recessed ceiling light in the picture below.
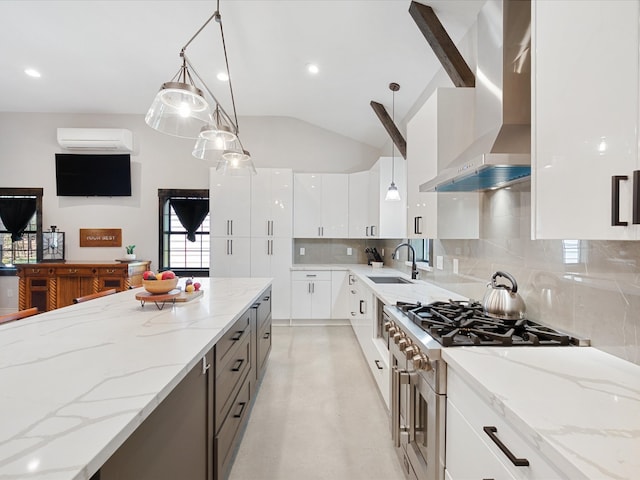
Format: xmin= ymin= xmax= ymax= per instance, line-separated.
xmin=24 ymin=68 xmax=41 ymax=78
xmin=306 ymin=63 xmax=319 ymax=75
xmin=217 ymin=72 xmax=229 ymax=82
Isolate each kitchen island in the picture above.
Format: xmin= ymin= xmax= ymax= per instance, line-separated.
xmin=0 ymin=277 xmax=272 ymax=480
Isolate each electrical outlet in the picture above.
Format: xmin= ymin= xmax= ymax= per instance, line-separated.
xmin=300 ymin=247 xmax=305 ymax=256
xmin=453 ymin=258 xmax=459 ymax=275
xmin=347 ymin=247 xmax=352 ymax=256
xmin=436 ymin=256 xmax=444 ymax=270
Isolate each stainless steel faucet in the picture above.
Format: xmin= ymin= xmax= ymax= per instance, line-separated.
xmin=392 ymin=242 xmax=419 ymax=280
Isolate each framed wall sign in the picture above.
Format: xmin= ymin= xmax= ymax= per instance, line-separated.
xmin=79 ymin=228 xmax=122 ymax=247
xmin=42 ymin=231 xmax=65 ymax=261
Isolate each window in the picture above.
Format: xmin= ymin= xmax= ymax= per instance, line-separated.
xmin=410 ymin=238 xmax=432 ymax=265
xmin=158 ymin=189 xmax=210 ymax=276
xmin=0 ymin=188 xmax=43 ymax=270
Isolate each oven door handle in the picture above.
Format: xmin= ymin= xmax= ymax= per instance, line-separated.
xmin=391 ymin=367 xmax=410 ymax=448
xmin=408 ymin=372 xmax=416 ymax=443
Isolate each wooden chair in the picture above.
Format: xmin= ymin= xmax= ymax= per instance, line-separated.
xmin=0 ymin=307 xmax=39 ymax=325
xmin=73 ymin=289 xmax=117 ymax=304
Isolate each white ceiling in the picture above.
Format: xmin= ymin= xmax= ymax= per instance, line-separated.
xmin=0 ymin=0 xmax=483 ymax=148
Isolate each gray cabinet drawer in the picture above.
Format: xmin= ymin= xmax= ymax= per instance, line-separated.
xmin=215 ymin=333 xmax=251 ymax=432
xmin=216 ymin=310 xmax=251 ymax=366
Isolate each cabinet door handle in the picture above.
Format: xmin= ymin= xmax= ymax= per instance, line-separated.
xmin=414 ymin=216 xmax=422 ymax=235
xmin=231 ymin=359 xmax=244 ymax=372
xmin=359 ymin=300 xmax=365 ymax=314
xmin=633 ymin=171 xmax=640 ymax=224
xmin=231 ymin=330 xmax=244 ymax=341
xmin=371 ymin=225 xmax=376 ymax=236
xmin=308 ymin=282 xmax=311 ymax=294
xmin=233 ymin=401 xmax=247 ymax=418
xmin=483 ymin=426 xmax=530 ymax=467
xmin=348 ymin=275 xmax=354 ymax=285
xmin=374 ymin=359 xmax=383 ymax=370
xmin=611 ymin=175 xmax=629 ymax=226
xmin=318 ymin=226 xmax=322 ymax=237
xmin=226 ymin=220 xmax=230 ymax=235
xmin=230 ymin=220 xmax=233 ymax=236
xmin=366 ymin=226 xmax=369 ymax=237
xmin=201 ymin=356 xmax=211 ymax=375
xmin=311 ymin=282 xmax=315 ymax=294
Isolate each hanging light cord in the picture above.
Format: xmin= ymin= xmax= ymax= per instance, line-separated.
xmin=391 ymin=87 xmax=395 ymax=184
xmin=178 ymin=0 xmax=241 ymax=139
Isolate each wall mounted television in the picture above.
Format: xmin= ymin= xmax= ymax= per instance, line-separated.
xmin=55 ymin=154 xmax=132 ymax=197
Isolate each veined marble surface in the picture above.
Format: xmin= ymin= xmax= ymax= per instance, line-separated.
xmin=0 ymin=277 xmax=271 ymax=480
xmin=292 ymin=263 xmax=466 ymax=305
xmin=442 ymin=347 xmax=640 ymax=479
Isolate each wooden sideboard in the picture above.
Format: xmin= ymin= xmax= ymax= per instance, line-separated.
xmin=16 ymin=261 xmax=151 ymax=312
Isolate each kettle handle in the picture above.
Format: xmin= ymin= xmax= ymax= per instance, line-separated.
xmin=491 ymin=271 xmax=518 ymax=293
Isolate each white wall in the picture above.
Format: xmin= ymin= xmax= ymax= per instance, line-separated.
xmin=0 ymin=112 xmax=378 ymax=310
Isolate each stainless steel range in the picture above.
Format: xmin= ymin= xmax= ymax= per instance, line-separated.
xmin=384 ymin=299 xmax=588 ymax=480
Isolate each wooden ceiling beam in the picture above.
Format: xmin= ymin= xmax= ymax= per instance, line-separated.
xmin=370 ymin=100 xmax=407 ymax=159
xmin=409 ymin=1 xmax=475 ymax=88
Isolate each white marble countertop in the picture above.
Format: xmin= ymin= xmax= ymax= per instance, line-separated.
xmin=442 ymin=346 xmax=640 ymax=479
xmin=0 ymin=277 xmax=271 ymax=480
xmin=292 ymin=263 xmax=466 ymax=305
xmin=295 ymin=264 xmax=640 ymax=479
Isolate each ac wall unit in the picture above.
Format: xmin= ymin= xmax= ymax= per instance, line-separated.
xmin=56 ymin=128 xmax=133 ymax=152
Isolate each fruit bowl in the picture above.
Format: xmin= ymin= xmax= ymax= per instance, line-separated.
xmin=142 ymin=277 xmax=179 ymax=294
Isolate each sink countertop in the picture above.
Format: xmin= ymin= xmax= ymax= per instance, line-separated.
xmin=292 ymin=263 xmax=466 ymax=305
xmin=0 ymin=277 xmax=272 ymax=480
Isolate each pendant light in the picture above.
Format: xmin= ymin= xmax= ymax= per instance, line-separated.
xmin=146 ymin=1 xmax=256 ymax=174
xmin=385 ymin=82 xmax=401 ymax=201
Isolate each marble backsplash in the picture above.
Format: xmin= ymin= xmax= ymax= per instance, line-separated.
xmin=296 ymin=180 xmax=640 ymax=366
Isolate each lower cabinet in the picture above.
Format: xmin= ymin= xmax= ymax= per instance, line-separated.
xmin=446 ymin=368 xmax=562 ymax=480
xmin=98 ymin=288 xmax=272 ymax=480
xmin=290 ymin=270 xmax=332 ymax=319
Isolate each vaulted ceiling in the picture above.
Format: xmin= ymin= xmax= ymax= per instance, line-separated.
xmin=0 ymin=0 xmax=483 ymax=148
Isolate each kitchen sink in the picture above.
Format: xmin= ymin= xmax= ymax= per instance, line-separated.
xmin=367 ymin=276 xmax=413 ymax=284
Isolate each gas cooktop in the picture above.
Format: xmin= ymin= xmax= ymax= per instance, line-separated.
xmin=396 ymin=300 xmax=587 ymax=347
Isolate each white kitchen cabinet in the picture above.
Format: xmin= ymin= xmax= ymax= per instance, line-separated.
xmin=533 ymin=0 xmax=640 ymax=240
xmin=250 ymin=237 xmax=292 ymax=319
xmin=290 ymin=270 xmax=332 ymax=320
xmin=210 ymin=171 xmax=251 ymax=238
xmin=348 ymin=171 xmax=370 ymax=238
xmin=251 ymin=168 xmax=293 ymax=238
xmin=348 ymin=158 xmax=406 ymax=239
xmin=330 ymin=270 xmax=350 ymax=319
xmin=210 ymin=237 xmax=250 ymax=277
xmin=446 ymin=368 xmax=562 ymax=479
xmin=293 ymin=173 xmax=348 ymax=238
xmin=406 ymin=88 xmax=476 ymax=239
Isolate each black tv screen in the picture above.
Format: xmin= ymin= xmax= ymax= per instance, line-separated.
xmin=55 ymin=154 xmax=132 ymax=196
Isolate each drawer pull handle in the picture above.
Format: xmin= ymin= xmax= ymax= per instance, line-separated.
xmin=31 ymin=269 xmax=40 ymax=273
xmin=231 ymin=331 xmax=243 ymax=341
xmin=374 ymin=360 xmax=384 ymax=370
xmin=233 ymin=401 xmax=247 ymax=418
xmin=262 ymin=295 xmax=270 ymax=301
xmin=231 ymin=359 xmax=244 ymax=372
xmin=106 ymin=269 xmax=115 ymax=274
xmin=263 ymin=332 xmax=270 ymax=340
xmin=483 ymin=426 xmax=530 ymax=467
xmin=68 ymin=269 xmax=78 ymax=273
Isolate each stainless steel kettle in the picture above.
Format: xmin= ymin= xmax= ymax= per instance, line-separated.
xmin=482 ymin=271 xmax=526 ymax=320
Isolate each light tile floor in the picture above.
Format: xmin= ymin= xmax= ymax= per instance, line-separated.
xmin=228 ymin=325 xmax=405 ymax=480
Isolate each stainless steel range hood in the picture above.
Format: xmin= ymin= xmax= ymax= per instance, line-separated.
xmin=420 ymin=0 xmax=531 ymax=193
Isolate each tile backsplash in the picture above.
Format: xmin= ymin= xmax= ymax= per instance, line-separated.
xmin=295 ymin=180 xmax=640 ymax=366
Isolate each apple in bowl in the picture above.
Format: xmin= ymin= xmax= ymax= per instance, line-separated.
xmin=142 ymin=270 xmax=178 ymax=294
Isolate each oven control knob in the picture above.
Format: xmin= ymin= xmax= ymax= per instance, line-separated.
xmin=393 ymin=332 xmax=404 ymax=344
xmin=404 ymin=345 xmax=417 ymax=359
xmin=398 ymin=338 xmax=409 ymax=351
xmin=383 ymin=321 xmax=392 ymax=331
xmin=388 ymin=326 xmax=397 ymax=336
xmin=412 ymin=353 xmax=432 ymax=371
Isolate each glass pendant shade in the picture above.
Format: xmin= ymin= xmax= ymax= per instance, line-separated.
xmin=385 ymin=182 xmax=401 ymax=201
xmin=217 ymin=147 xmax=256 ymax=176
xmin=145 ymin=81 xmax=212 ymax=139
xmin=192 ymin=123 xmax=238 ymax=160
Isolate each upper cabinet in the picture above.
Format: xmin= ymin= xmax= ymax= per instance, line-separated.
xmin=407 ymin=88 xmax=478 ymax=239
xmin=251 ymin=168 xmax=293 ymax=238
xmin=533 ymin=0 xmax=640 ymax=239
xmin=210 ymin=173 xmax=251 ymax=237
xmin=293 ymin=173 xmax=349 ymax=238
xmin=347 ymin=157 xmax=406 ymax=239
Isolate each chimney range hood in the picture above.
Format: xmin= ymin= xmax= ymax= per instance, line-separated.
xmin=420 ymin=0 xmax=531 ymax=193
